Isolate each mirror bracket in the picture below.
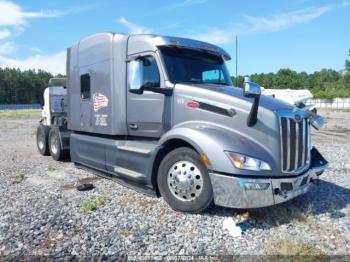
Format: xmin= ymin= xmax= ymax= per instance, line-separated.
xmin=129 ymin=89 xmax=144 ymax=95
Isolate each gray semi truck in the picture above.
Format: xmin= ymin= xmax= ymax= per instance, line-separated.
xmin=36 ymin=32 xmax=328 ymax=212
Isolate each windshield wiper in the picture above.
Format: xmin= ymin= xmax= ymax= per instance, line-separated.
xmin=174 ymin=80 xmax=230 ymax=86
xmin=175 ymin=80 xmax=203 ymax=84
xmin=206 ymin=82 xmax=229 ymax=86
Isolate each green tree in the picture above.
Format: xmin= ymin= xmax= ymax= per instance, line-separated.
xmin=345 ymin=49 xmax=350 ymax=72
xmin=0 ymin=68 xmax=53 ymax=104
xmin=344 ymin=49 xmax=350 ymax=89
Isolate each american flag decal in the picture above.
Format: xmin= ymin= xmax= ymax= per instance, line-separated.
xmin=93 ymin=93 xmax=109 ymax=112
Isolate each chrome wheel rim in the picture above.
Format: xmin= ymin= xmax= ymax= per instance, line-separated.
xmin=51 ymin=133 xmax=59 ymax=155
xmin=167 ymin=161 xmax=203 ymax=202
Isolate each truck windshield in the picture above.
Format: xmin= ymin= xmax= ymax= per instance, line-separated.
xmin=160 ymin=46 xmax=232 ymax=86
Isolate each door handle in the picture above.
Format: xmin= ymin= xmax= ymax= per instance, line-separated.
xmin=128 ymin=123 xmax=138 ymax=130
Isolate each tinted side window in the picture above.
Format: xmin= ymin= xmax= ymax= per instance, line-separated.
xmin=142 ymin=56 xmax=160 ymax=88
xmin=80 ymin=74 xmax=91 ymax=100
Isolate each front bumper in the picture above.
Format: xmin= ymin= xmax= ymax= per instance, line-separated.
xmin=209 ymin=148 xmax=328 ymax=209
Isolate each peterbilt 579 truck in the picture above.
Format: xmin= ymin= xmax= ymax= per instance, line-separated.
xmin=36 ymin=32 xmax=328 ymax=213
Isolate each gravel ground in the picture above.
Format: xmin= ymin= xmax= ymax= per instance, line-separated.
xmin=0 ymin=110 xmax=350 ymax=259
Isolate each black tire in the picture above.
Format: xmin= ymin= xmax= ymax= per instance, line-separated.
xmin=36 ymin=125 xmax=50 ymax=156
xmin=157 ymin=147 xmax=213 ymax=213
xmin=49 ymin=128 xmax=68 ymax=161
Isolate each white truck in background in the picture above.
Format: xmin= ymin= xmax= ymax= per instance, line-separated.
xmin=41 ymin=78 xmax=67 ymax=126
xmin=261 ymin=88 xmax=313 ymax=106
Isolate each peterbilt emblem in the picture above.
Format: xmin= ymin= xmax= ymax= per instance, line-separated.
xmin=294 ymin=114 xmax=302 ymax=122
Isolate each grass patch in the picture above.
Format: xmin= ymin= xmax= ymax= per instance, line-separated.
xmin=266 ymin=238 xmax=326 ymax=258
xmin=96 ymin=191 xmax=108 ymax=206
xmin=47 ymin=164 xmax=56 ymax=172
xmin=11 ymin=173 xmax=26 ymax=185
xmin=0 ymin=109 xmax=41 ymax=119
xmin=82 ymin=191 xmax=108 ymax=212
xmin=292 ymin=204 xmax=314 ymax=225
xmin=82 ymin=199 xmax=97 ymax=212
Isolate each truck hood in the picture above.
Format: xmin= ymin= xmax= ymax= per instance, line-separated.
xmin=172 ymin=83 xmax=294 ymax=176
xmin=191 ymin=84 xmax=294 ymax=112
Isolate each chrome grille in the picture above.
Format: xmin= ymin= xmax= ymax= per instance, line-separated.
xmin=280 ymin=116 xmax=310 ymax=173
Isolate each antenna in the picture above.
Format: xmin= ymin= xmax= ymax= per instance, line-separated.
xmin=235 ymin=35 xmax=238 ymax=87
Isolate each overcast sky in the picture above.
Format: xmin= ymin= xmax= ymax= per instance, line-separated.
xmin=0 ymin=0 xmax=349 ymax=75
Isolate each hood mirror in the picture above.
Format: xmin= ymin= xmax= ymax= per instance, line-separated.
xmin=310 ymin=114 xmax=324 ymax=130
xmin=243 ymin=76 xmax=261 ymax=127
xmin=303 ymin=106 xmax=325 ymax=130
xmin=243 ymin=77 xmax=261 ymax=97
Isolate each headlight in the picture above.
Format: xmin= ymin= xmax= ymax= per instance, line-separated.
xmin=226 ymin=152 xmax=271 ymax=171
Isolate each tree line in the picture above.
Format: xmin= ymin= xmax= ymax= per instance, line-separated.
xmin=233 ymin=50 xmax=350 ymax=99
xmin=0 ymin=68 xmax=54 ymax=105
xmin=0 ymin=50 xmax=349 ymax=104
xmin=233 ymin=68 xmax=350 ymax=99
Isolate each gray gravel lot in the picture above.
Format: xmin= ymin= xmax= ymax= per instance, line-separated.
xmin=0 ymin=109 xmax=350 ymax=258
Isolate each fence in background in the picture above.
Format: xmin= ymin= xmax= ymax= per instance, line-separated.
xmin=0 ymin=104 xmax=41 ymax=110
xmin=306 ymin=98 xmax=350 ymax=109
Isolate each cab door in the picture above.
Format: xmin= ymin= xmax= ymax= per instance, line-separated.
xmin=126 ymin=53 xmax=165 ymax=138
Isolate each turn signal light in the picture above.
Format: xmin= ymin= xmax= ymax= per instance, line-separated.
xmin=201 ymin=154 xmax=211 ymax=167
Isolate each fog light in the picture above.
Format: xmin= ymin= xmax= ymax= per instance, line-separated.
xmin=244 ymin=182 xmax=270 ymax=191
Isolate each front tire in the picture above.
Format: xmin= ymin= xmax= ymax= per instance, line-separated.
xmin=49 ymin=128 xmax=67 ymax=161
xmin=157 ymin=147 xmax=213 ymax=213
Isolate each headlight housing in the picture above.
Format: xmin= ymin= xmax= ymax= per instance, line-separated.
xmin=226 ymin=152 xmax=271 ymax=171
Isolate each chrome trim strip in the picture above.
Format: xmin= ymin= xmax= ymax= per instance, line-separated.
xmin=279 ymin=117 xmax=283 ymax=171
xmin=114 ymin=166 xmax=143 ymax=178
xmin=301 ymin=119 xmax=306 ymax=165
xmin=117 ymin=145 xmax=152 ymax=155
xmin=307 ymin=121 xmax=311 ymax=164
xmin=295 ymin=120 xmax=299 ymax=169
xmin=286 ymin=118 xmax=291 ymax=171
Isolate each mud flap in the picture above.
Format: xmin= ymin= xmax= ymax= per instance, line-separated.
xmin=311 ymin=147 xmax=328 ymax=176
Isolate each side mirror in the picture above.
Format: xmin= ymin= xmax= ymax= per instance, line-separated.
xmin=128 ymin=60 xmax=144 ymax=94
xmin=243 ymin=76 xmax=261 ymax=97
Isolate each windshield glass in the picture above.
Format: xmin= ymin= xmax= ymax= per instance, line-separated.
xmin=160 ymin=46 xmax=232 ymax=86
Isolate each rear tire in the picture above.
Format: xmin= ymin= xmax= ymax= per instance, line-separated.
xmin=49 ymin=128 xmax=68 ymax=161
xmin=36 ymin=125 xmax=50 ymax=156
xmin=157 ymin=147 xmax=213 ymax=213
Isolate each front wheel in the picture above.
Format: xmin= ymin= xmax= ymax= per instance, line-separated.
xmin=157 ymin=147 xmax=213 ymax=213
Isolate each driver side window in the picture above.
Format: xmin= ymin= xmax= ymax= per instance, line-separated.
xmin=128 ymin=55 xmax=160 ymax=92
xmin=141 ymin=56 xmax=160 ymax=88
